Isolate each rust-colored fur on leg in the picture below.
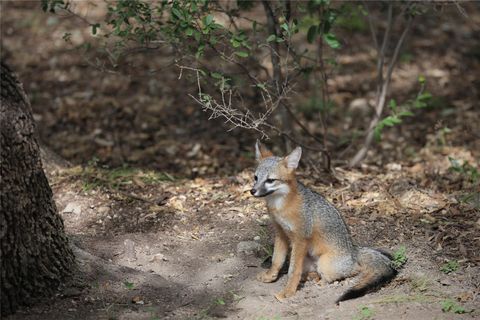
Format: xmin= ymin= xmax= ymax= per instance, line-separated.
xmin=257 ymin=224 xmax=288 ymax=283
xmin=274 ymin=238 xmax=307 ymax=300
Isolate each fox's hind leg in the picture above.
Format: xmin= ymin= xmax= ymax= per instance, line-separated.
xmin=301 ymin=254 xmax=321 ymax=283
xmin=317 ymin=253 xmax=359 ymax=284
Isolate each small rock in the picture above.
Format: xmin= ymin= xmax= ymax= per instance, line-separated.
xmin=258 ymin=214 xmax=270 ymax=226
xmin=124 ymin=239 xmax=137 ymax=261
xmin=62 ymin=287 xmax=82 ymax=297
xmin=62 ymin=202 xmax=82 ymax=214
xmin=386 ymin=163 xmax=402 ymax=171
xmin=149 ymin=253 xmax=166 ymax=262
xmin=237 ymin=241 xmax=262 ymax=256
xmin=348 ymin=98 xmax=370 ymax=114
xmin=253 ymin=236 xmax=261 ymax=242
xmin=97 ymin=206 xmax=110 ymax=214
xmin=131 ymin=296 xmax=144 ymax=305
xmin=439 ymin=278 xmax=453 ymax=286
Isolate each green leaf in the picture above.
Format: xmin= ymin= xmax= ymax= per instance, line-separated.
xmin=193 ymin=30 xmax=201 ymax=42
xmin=205 ymin=14 xmax=213 ymax=26
xmin=234 ymin=51 xmax=249 ymax=58
xmin=326 ymin=58 xmax=337 ymax=66
xmin=266 ymin=34 xmax=276 ymax=43
xmin=123 ymin=281 xmax=134 ymax=289
xmin=398 ymin=111 xmax=414 ymax=117
xmin=307 ymin=25 xmax=318 ymax=43
xmin=418 ymin=75 xmax=426 ymax=85
xmin=391 ymin=245 xmax=408 ymax=269
xmin=374 ymin=125 xmax=383 ymax=141
xmin=389 ymin=99 xmax=397 ymax=110
xmin=413 ymin=92 xmax=432 ymax=108
xmin=382 ymin=116 xmax=402 ymax=126
xmin=195 ymin=43 xmax=205 ymax=59
xmin=231 ymin=39 xmax=241 ymax=47
xmin=323 ymin=33 xmax=341 ymax=49
xmin=209 ymin=35 xmax=218 ymax=45
xmin=185 ymin=28 xmax=194 ymax=36
xmin=256 ymin=83 xmax=267 ymax=90
xmin=171 ymin=7 xmax=182 ymax=20
xmin=418 ymin=92 xmax=432 ymax=101
xmin=441 ymin=299 xmax=466 ymax=314
xmin=211 ymin=72 xmax=223 ymax=79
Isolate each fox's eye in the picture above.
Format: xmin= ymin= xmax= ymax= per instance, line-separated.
xmin=254 ymin=175 xmax=258 ymax=181
xmin=266 ymin=178 xmax=276 ymax=184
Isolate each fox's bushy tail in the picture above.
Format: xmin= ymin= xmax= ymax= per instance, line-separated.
xmin=336 ymin=248 xmax=397 ymax=304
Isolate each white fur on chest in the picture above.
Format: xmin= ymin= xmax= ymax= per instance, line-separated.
xmin=266 ymin=193 xmax=294 ymax=232
xmin=265 ymin=184 xmax=290 ymax=210
xmin=274 ymin=215 xmax=294 ymax=232
xmin=266 ymin=193 xmax=286 ymax=210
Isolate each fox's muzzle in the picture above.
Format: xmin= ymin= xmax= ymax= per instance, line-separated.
xmin=250 ymin=188 xmax=274 ymax=197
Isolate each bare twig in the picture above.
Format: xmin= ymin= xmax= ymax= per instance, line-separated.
xmin=262 ymin=0 xmax=292 ymax=149
xmin=349 ymin=6 xmax=414 ymax=168
xmin=312 ymin=2 xmax=334 ymax=171
xmin=375 ymin=4 xmax=393 ymax=102
xmin=452 ymin=0 xmax=468 ymax=18
xmin=363 ymin=1 xmax=378 ymax=51
xmin=283 ymin=102 xmax=326 ymax=150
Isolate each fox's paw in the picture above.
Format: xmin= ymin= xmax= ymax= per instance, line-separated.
xmin=274 ymin=289 xmax=295 ymax=301
xmin=304 ymin=271 xmax=321 ymax=283
xmin=256 ymin=270 xmax=278 ymax=283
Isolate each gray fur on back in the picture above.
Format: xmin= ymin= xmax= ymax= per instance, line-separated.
xmin=298 ymin=182 xmax=355 ymax=254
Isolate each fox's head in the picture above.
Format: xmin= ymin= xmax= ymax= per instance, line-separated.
xmin=250 ymin=141 xmax=302 ymax=198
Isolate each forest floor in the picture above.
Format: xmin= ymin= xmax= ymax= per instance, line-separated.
xmin=2 ymin=2 xmax=480 ymax=320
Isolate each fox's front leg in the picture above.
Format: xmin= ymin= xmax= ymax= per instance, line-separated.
xmin=275 ymin=238 xmax=307 ymax=300
xmin=257 ymin=225 xmax=288 ymax=283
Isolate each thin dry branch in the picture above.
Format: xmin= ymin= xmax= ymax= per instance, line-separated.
xmin=349 ymin=7 xmax=414 ymax=168
xmin=262 ymin=0 xmax=293 ymax=148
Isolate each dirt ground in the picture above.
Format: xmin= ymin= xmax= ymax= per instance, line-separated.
xmin=2 ymin=2 xmax=480 ymax=320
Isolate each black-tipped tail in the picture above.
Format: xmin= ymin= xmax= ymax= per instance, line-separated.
xmin=335 ymin=249 xmax=398 ymax=304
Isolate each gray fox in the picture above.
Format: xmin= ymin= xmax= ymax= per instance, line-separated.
xmin=251 ymin=141 xmax=397 ymax=303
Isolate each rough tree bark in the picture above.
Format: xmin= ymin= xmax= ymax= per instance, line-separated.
xmin=0 ymin=62 xmax=74 ymax=316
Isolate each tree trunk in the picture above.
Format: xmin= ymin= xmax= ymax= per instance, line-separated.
xmin=0 ymin=62 xmax=74 ymax=316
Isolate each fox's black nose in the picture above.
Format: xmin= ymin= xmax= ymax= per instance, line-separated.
xmin=250 ymin=188 xmax=257 ymax=195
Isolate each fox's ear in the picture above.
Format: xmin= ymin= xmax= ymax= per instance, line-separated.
xmin=255 ymin=140 xmax=273 ymax=162
xmin=285 ymin=146 xmax=302 ymax=169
